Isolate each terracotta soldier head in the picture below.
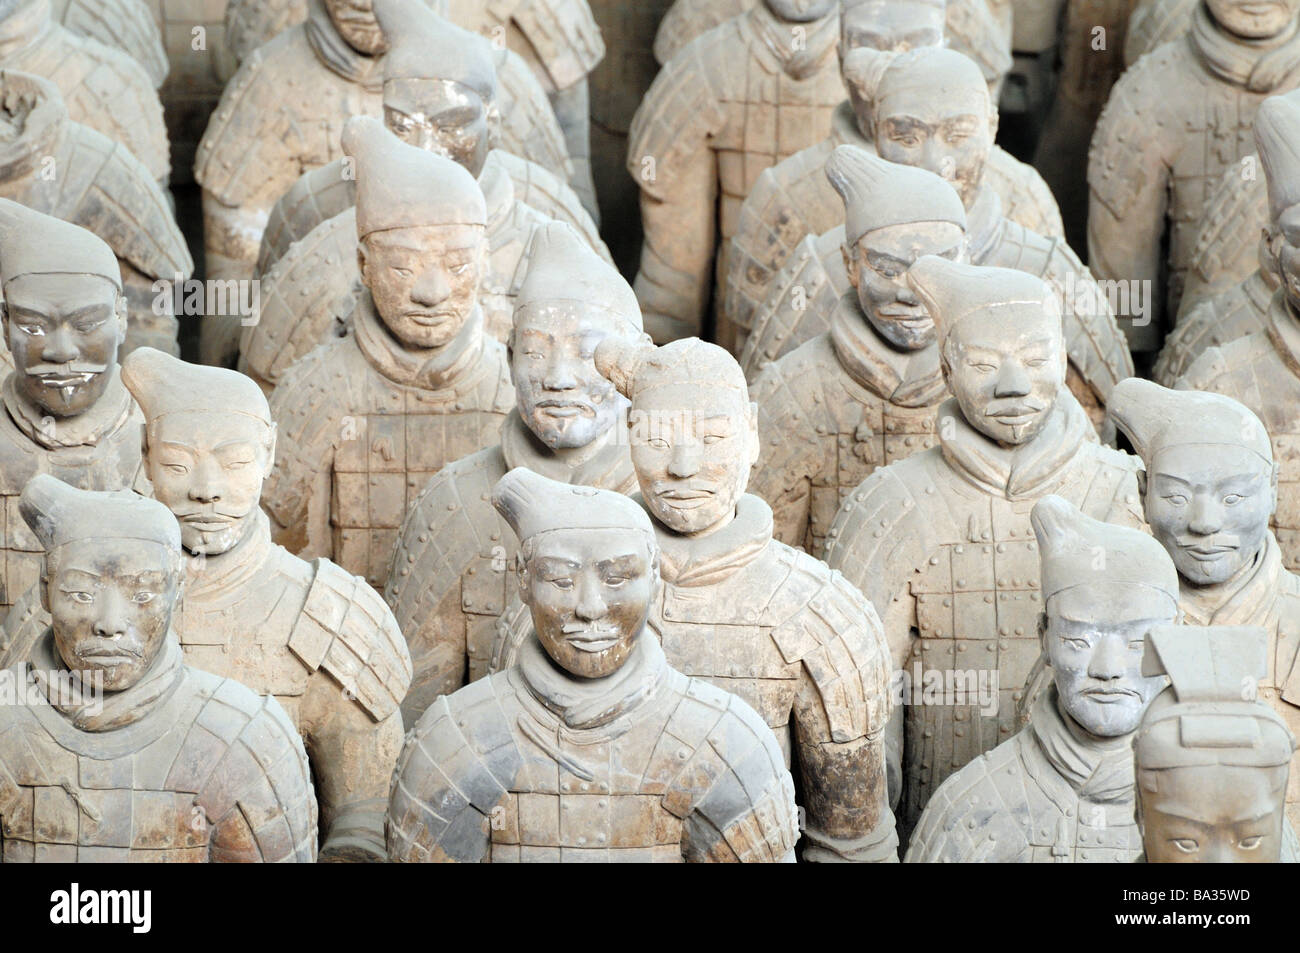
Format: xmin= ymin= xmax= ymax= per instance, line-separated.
xmin=1136 ymin=624 xmax=1296 ymax=862
xmin=1032 ymin=494 xmax=1178 ymax=738
xmin=1110 ymin=379 xmax=1277 ymax=589
xmin=839 ymin=0 xmax=945 ymax=57
xmin=372 ymin=0 xmax=499 ymax=178
xmin=0 ymin=198 xmax=126 ymax=418
xmin=1255 ymin=89 xmax=1300 ymax=315
xmin=1207 ymin=0 xmax=1300 ymax=39
xmin=344 ymin=115 xmax=487 ymax=351
xmin=765 ymin=0 xmax=838 ymax=23
xmin=842 ymin=46 xmax=995 ymax=207
xmin=907 ymin=257 xmax=1067 ymax=446
xmin=494 ymin=466 xmax=660 ymax=679
xmin=511 ymin=222 xmax=647 ymax=452
xmin=827 ymin=144 xmax=966 ymax=351
xmin=22 ymin=473 xmax=184 ymax=692
xmin=121 ymin=348 xmax=277 ymax=558
xmin=596 ymin=339 xmax=759 ymax=538
xmin=325 ymin=0 xmax=388 ymax=56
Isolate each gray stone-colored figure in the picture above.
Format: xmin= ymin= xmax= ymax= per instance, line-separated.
xmin=384 ymin=223 xmax=645 ymax=726
xmin=1087 ymin=0 xmax=1300 ymax=351
xmin=906 ymin=494 xmax=1176 ymax=862
xmin=1123 ymin=0 xmax=1195 ymax=65
xmin=1136 ymin=624 xmax=1300 ymax=863
xmin=1156 ymin=89 xmax=1300 ymax=383
xmin=0 ymin=70 xmax=191 ymax=357
xmin=0 ymin=0 xmax=169 ymax=185
xmin=747 ymin=147 xmax=962 ymax=557
xmin=386 ymin=467 xmax=800 ymax=862
xmin=824 ymin=257 xmax=1145 ymax=839
xmin=0 ymin=474 xmax=318 ymax=862
xmin=263 ymin=127 xmax=512 ymax=590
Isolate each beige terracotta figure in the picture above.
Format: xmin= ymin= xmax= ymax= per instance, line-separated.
xmin=905 ymin=494 xmax=1175 ymax=862
xmin=1156 ymin=90 xmax=1300 ymax=385
xmin=0 ymin=0 xmax=169 ymax=185
xmin=746 ymin=147 xmax=963 ymax=557
xmin=628 ymin=0 xmax=844 ymax=343
xmin=1136 ymin=624 xmax=1299 ymax=862
xmin=0 ymin=474 xmax=318 ymax=862
xmin=728 ymin=36 xmax=1063 ymax=355
xmin=263 ymin=136 xmax=512 ymax=590
xmin=194 ymin=0 xmax=572 ymax=284
xmin=823 ymin=257 xmax=1145 ymax=838
xmin=384 ymin=223 xmax=645 ymax=726
xmin=236 ymin=2 xmax=607 ymax=381
xmin=1103 ymin=377 xmax=1300 ymax=831
xmin=1087 ymin=0 xmax=1300 ymax=352
xmin=0 ymin=201 xmax=144 ymax=619
xmin=387 ymin=467 xmax=800 ymax=863
xmin=1177 ymin=161 xmax=1269 ymax=320
xmin=1123 ymin=0 xmax=1195 ymax=64
xmin=49 ymin=0 xmax=167 ymax=88
xmin=739 ymin=48 xmax=1134 ymax=441
xmin=0 ymin=70 xmax=191 ymax=357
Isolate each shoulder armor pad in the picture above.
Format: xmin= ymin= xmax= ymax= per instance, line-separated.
xmin=258 ymin=158 xmax=356 ymax=276
xmin=288 ymin=558 xmax=413 ymax=722
xmin=904 ymin=739 xmax=1030 ymax=862
xmin=493 ymin=46 xmax=573 ymax=180
xmin=985 ymin=146 xmax=1064 ymax=239
xmin=1124 ymin=0 xmax=1196 ymax=67
xmin=504 ymin=0 xmax=605 ymax=90
xmin=224 ymin=0 xmax=308 ymax=67
xmin=1187 ymin=158 xmax=1268 ymax=290
xmin=1175 ymin=341 xmax=1235 ymax=393
xmin=652 ymin=0 xmax=750 ymax=66
xmin=486 ymin=151 xmax=605 ymax=257
xmin=58 ymin=0 xmax=169 ymax=89
xmin=945 ymin=0 xmax=1013 ymax=83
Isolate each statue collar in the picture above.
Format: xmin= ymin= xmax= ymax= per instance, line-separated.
xmin=352 ymin=291 xmax=489 ymax=392
xmin=747 ymin=3 xmax=839 ymax=80
xmin=478 ymin=150 xmax=516 ymax=233
xmin=28 ymin=630 xmax=185 ymax=733
xmin=3 ymin=364 xmax=135 ymax=450
xmin=830 ymin=293 xmax=947 ymax=407
xmin=647 ymin=492 xmax=774 ymax=588
xmin=0 ymin=0 xmax=52 ymax=60
xmin=938 ymin=390 xmax=1093 ymax=500
xmin=304 ymin=0 xmax=384 ymax=91
xmin=965 ymin=184 xmax=1005 ymax=264
xmin=1179 ymin=532 xmax=1283 ymax=627
xmin=499 ymin=408 xmax=637 ymax=492
xmin=0 ymin=71 xmax=65 ymax=182
xmin=1031 ymin=684 xmax=1137 ymax=803
xmin=1189 ymin=2 xmax=1300 ymax=92
xmin=182 ymin=508 xmax=277 ymax=602
xmin=517 ymin=627 xmax=668 ymax=732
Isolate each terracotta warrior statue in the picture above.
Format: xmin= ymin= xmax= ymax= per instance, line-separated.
xmin=385 ymin=223 xmax=645 ymax=726
xmin=906 ymin=494 xmax=1176 ymax=862
xmin=1107 ymin=378 xmax=1300 ymax=829
xmin=728 ymin=7 xmax=1063 ymax=352
xmin=0 ymin=475 xmax=318 ymax=862
xmin=747 ymin=146 xmax=963 ymax=557
xmin=739 ymin=47 xmax=1133 ymax=440
xmin=0 ymin=70 xmax=190 ymax=357
xmin=1088 ymin=0 xmax=1300 ymax=352
xmin=0 ymin=0 xmax=169 ymax=186
xmin=264 ymin=137 xmax=512 ymax=590
xmin=49 ymin=0 xmax=167 ymax=89
xmin=387 ymin=467 xmax=799 ymax=862
xmin=0 ymin=201 xmax=144 ymax=620
xmin=1156 ymin=89 xmax=1300 ymax=385
xmin=237 ymin=1 xmax=607 ymax=380
xmin=195 ymin=0 xmax=572 ymax=282
xmin=628 ymin=0 xmax=845 ymax=343
xmin=823 ymin=257 xmax=1145 ymax=838
xmin=1136 ymin=624 xmax=1300 ymax=862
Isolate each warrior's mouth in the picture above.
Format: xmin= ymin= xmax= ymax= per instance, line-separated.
xmin=1083 ymin=687 xmax=1139 ymax=703
xmin=562 ymin=625 xmax=621 ymax=652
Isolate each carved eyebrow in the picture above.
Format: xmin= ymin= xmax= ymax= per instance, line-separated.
xmin=535 ymin=557 xmax=580 ymax=571
xmin=597 ymin=555 xmax=642 ymax=571
xmin=881 ymin=115 xmax=930 ymax=130
xmin=865 ymin=251 xmax=910 ymax=270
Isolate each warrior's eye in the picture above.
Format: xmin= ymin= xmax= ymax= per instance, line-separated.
xmin=132 ymin=591 xmax=156 ymax=604
xmin=1239 ymin=836 xmax=1263 ymax=850
xmin=1172 ymin=838 xmax=1198 ymax=853
xmin=1164 ymin=494 xmax=1188 ymax=506
xmin=547 ymin=578 xmax=574 ymax=591
xmin=646 ymin=437 xmax=669 ymax=450
xmin=17 ymin=325 xmax=44 ymax=336
xmin=1224 ymin=494 xmax=1244 ymax=505
xmin=68 ymin=591 xmax=93 ymax=604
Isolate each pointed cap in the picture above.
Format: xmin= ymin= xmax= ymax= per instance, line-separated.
xmin=21 ymin=474 xmax=181 ymax=552
xmin=493 ymin=466 xmax=654 ymax=543
xmin=1254 ymin=88 xmax=1300 ymax=226
xmin=121 ymin=347 xmax=272 ymax=432
xmin=0 ymin=198 xmax=120 ymax=290
xmin=1109 ymin=377 xmax=1272 ymax=468
xmin=906 ymin=256 xmax=1058 ymax=347
xmin=827 ymin=144 xmax=966 ymax=245
xmin=516 ymin=222 xmax=643 ymax=333
xmin=594 ymin=337 xmax=747 ymax=401
xmin=374 ymin=0 xmax=497 ymax=102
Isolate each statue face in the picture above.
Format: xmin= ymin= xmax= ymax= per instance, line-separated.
xmin=4 ymin=274 xmax=123 ymax=418
xmin=520 ymin=528 xmax=655 ymax=679
xmin=629 ymin=383 xmax=758 ymax=536
xmin=359 ymin=224 xmax=484 ymax=349
xmin=1144 ymin=444 xmax=1275 ymax=587
xmin=383 ymin=79 xmax=492 ymax=179
xmin=46 ymin=538 xmax=181 ymax=692
xmin=1207 ymin=0 xmax=1299 ymax=39
xmin=325 ymin=0 xmax=387 ymax=55
xmin=874 ymin=85 xmax=992 ymax=207
xmin=1045 ymin=589 xmax=1170 ymax=737
xmin=942 ymin=309 xmax=1065 ymax=446
xmin=147 ymin=412 xmax=273 ymax=557
xmin=848 ymin=221 xmax=964 ymax=350
xmin=764 ymin=0 xmax=837 ymax=22
xmin=512 ymin=306 xmax=628 ymax=451
xmin=1139 ymin=763 xmax=1288 ymax=862
xmin=841 ymin=1 xmax=945 ymax=54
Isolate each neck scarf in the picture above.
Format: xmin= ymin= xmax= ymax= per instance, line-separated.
xmin=650 ymin=492 xmax=773 ymax=588
xmin=830 ymin=293 xmax=947 ymax=407
xmin=3 ymin=364 xmax=135 ymax=450
xmin=1032 ymin=683 xmax=1138 ymax=802
xmin=1190 ymin=1 xmax=1300 ymax=92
